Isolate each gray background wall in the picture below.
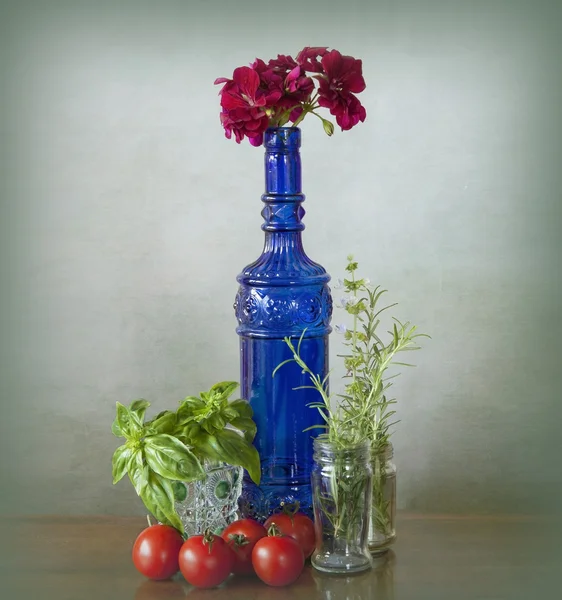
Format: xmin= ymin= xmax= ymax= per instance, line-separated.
xmin=1 ymin=0 xmax=561 ymax=518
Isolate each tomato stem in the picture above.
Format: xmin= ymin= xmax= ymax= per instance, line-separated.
xmin=280 ymin=500 xmax=300 ymax=523
xmin=202 ymin=528 xmax=215 ymax=553
xmin=228 ymin=533 xmax=249 ymax=547
xmin=267 ymin=523 xmax=283 ymax=537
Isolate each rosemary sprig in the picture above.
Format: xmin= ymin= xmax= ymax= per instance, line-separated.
xmin=274 ymin=256 xmax=429 ymax=542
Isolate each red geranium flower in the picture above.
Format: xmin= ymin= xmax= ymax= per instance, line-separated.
xmin=317 ymin=49 xmax=367 ymax=130
xmin=215 ymin=66 xmax=271 ymax=144
xmin=251 ymin=59 xmax=285 ymax=105
xmin=318 ymin=92 xmax=366 ymax=130
xmin=255 ymin=55 xmax=314 ymax=123
xmin=267 ymin=54 xmax=298 ymax=72
xmin=219 ymin=107 xmax=269 ymax=145
xmin=319 ymin=49 xmax=366 ymax=94
xmin=215 ymin=66 xmax=267 ymax=111
xmin=215 ymin=47 xmax=367 ymax=143
xmin=285 ymin=65 xmax=314 ymax=101
xmin=296 ymin=46 xmax=328 ymax=73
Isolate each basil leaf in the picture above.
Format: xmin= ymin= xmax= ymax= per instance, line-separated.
xmin=176 ymin=399 xmax=204 ymax=425
xmin=111 ymin=444 xmax=132 ymax=484
xmin=147 ymin=410 xmax=176 ymax=435
xmin=209 ymin=413 xmax=226 ymax=431
xmin=180 ymin=422 xmax=202 ymax=442
xmin=112 ymin=402 xmax=132 ymax=438
xmin=229 ymin=417 xmax=257 ymax=443
xmin=129 ymin=399 xmax=150 ymax=428
xmin=180 ymin=396 xmax=205 ymax=409
xmin=114 ymin=401 xmax=143 ymax=439
xmin=140 ymin=471 xmax=184 ymax=533
xmin=223 ymin=407 xmax=239 ymax=421
xmin=127 ymin=449 xmax=149 ymax=496
xmin=209 ymin=381 xmax=239 ymax=399
xmin=111 ymin=419 xmax=122 ymax=437
xmin=201 ymin=419 xmax=217 ymax=435
xmin=196 ymin=429 xmax=261 ymax=485
xmin=144 ymin=434 xmax=204 ymax=482
xmin=230 ymin=399 xmax=254 ymax=419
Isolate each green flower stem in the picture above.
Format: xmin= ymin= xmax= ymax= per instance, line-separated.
xmin=291 ymin=107 xmax=310 ymax=128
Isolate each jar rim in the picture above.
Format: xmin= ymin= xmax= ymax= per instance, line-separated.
xmin=313 ymin=433 xmax=371 ymax=452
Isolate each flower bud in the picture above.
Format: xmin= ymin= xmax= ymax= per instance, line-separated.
xmin=322 ymin=119 xmax=334 ymax=136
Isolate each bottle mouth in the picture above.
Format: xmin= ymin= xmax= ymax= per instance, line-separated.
xmin=264 ymin=127 xmax=301 ymax=150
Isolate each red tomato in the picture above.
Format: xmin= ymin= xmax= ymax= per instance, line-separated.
xmin=264 ymin=503 xmax=316 ymax=559
xmin=221 ymin=518 xmax=267 ymax=575
xmin=251 ymin=525 xmax=304 ymax=587
xmin=132 ymin=524 xmax=184 ymax=580
xmin=179 ymin=530 xmax=234 ymax=588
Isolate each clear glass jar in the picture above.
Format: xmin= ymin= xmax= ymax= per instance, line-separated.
xmin=368 ymin=443 xmax=397 ymax=555
xmin=311 ymin=435 xmax=373 ymax=574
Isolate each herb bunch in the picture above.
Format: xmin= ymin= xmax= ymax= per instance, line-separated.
xmin=111 ymin=381 xmax=260 ymax=534
xmin=336 ymin=256 xmax=429 ymax=454
xmin=275 ymin=256 xmax=429 ymax=539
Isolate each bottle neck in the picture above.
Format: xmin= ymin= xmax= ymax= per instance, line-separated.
xmin=264 ymin=127 xmax=302 ymax=194
xmin=236 ymin=125 xmax=330 ymax=290
xmin=262 ymin=127 xmax=305 ymax=234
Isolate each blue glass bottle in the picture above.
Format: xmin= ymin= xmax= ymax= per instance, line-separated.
xmin=234 ymin=127 xmax=332 ymax=520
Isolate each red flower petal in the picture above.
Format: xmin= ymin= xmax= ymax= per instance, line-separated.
xmin=296 ymin=46 xmax=328 ymax=73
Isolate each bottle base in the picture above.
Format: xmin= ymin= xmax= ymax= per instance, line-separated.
xmin=368 ymin=532 xmax=396 ymax=556
xmin=238 ymin=477 xmax=314 ymax=522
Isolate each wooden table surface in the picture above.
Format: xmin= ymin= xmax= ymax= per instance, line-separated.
xmin=0 ymin=513 xmax=558 ymax=600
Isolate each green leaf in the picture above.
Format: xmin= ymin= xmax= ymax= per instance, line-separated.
xmin=140 ymin=471 xmax=184 ymax=533
xmin=113 ymin=401 xmax=144 ymax=439
xmin=223 ymin=407 xmax=239 ymax=421
xmin=111 ymin=444 xmax=132 ymax=484
xmin=201 ymin=419 xmax=217 ymax=435
xmin=208 ymin=381 xmax=239 ymax=399
xmin=147 ymin=410 xmax=176 ymax=435
xmin=144 ymin=434 xmax=205 ymax=482
xmin=196 ymin=429 xmax=261 ymax=485
xmin=179 ymin=422 xmax=202 ymax=443
xmin=127 ymin=449 xmax=149 ymax=496
xmin=229 ymin=417 xmax=257 ymax=443
xmin=209 ymin=413 xmax=227 ymax=431
xmin=272 ymin=358 xmax=294 ymax=377
xmin=112 ymin=402 xmax=131 ymax=438
xmin=229 ymin=399 xmax=253 ymax=419
xmin=111 ymin=419 xmax=121 ymax=437
xmin=129 ymin=399 xmax=150 ymax=427
xmin=176 ymin=398 xmax=205 ymax=424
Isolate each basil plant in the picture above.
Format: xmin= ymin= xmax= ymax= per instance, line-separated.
xmin=111 ymin=381 xmax=260 ymax=533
